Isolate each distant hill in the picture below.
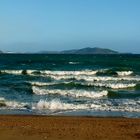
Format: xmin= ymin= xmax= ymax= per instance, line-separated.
xmin=61 ymin=47 xmax=118 ymax=54
xmin=39 ymin=47 xmax=119 ymax=54
xmin=1 ymin=48 xmax=119 ymax=54
xmin=38 ymin=47 xmax=118 ymax=54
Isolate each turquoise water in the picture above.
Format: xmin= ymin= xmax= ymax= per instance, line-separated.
xmin=0 ymin=54 xmax=140 ymax=117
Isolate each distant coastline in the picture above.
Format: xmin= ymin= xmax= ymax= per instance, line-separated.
xmin=38 ymin=47 xmax=119 ymax=54
xmin=0 ymin=47 xmax=134 ymax=54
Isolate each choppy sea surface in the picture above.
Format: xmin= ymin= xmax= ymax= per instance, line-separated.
xmin=0 ymin=54 xmax=140 ymax=118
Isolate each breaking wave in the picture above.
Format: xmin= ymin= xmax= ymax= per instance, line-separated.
xmin=32 ymin=99 xmax=140 ymax=113
xmin=39 ymin=70 xmax=98 ymax=76
xmin=0 ymin=97 xmax=29 ymax=109
xmin=30 ymin=81 xmax=136 ymax=89
xmin=0 ymin=70 xmax=36 ymax=75
xmin=1 ymin=97 xmax=140 ymax=114
xmin=0 ymin=69 xmax=135 ymax=77
xmin=117 ymin=71 xmax=133 ymax=76
xmin=82 ymin=82 xmax=136 ymax=89
xmin=32 ymin=99 xmax=90 ymax=110
xmin=32 ymin=86 xmax=108 ymax=98
xmin=0 ymin=70 xmax=23 ymax=75
xmin=49 ymin=75 xmax=140 ymax=82
xmin=0 ymin=69 xmax=98 ymax=75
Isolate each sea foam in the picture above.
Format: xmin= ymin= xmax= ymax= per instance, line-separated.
xmin=48 ymin=75 xmax=140 ymax=82
xmin=84 ymin=82 xmax=136 ymax=89
xmin=40 ymin=70 xmax=98 ymax=76
xmin=117 ymin=71 xmax=133 ymax=76
xmin=0 ymin=69 xmax=136 ymax=79
xmin=32 ymin=98 xmax=140 ymax=113
xmin=32 ymin=99 xmax=95 ymax=110
xmin=0 ymin=70 xmax=23 ymax=75
xmin=32 ymin=86 xmax=108 ymax=98
xmin=30 ymin=81 xmax=136 ymax=89
xmin=0 ymin=97 xmax=29 ymax=109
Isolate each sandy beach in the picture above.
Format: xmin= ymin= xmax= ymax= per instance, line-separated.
xmin=0 ymin=116 xmax=139 ymax=140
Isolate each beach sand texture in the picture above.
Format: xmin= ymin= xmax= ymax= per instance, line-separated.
xmin=0 ymin=116 xmax=140 ymax=140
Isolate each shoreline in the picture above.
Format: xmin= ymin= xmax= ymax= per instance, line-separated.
xmin=0 ymin=115 xmax=140 ymax=140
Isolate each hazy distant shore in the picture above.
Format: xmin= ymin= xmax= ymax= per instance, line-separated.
xmin=0 ymin=47 xmax=120 ymax=54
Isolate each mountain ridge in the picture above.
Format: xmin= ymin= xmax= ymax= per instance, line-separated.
xmin=61 ymin=47 xmax=118 ymax=54
xmin=0 ymin=47 xmax=119 ymax=54
xmin=39 ymin=47 xmax=119 ymax=54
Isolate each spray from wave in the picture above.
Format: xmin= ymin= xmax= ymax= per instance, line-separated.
xmin=32 ymin=99 xmax=89 ymax=110
xmin=32 ymin=98 xmax=140 ymax=113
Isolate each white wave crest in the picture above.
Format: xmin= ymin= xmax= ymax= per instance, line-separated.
xmin=30 ymin=81 xmax=136 ymax=89
xmin=5 ymin=101 xmax=28 ymax=109
xmin=30 ymin=81 xmax=71 ymax=86
xmin=49 ymin=75 xmax=140 ymax=82
xmin=40 ymin=70 xmax=97 ymax=76
xmin=117 ymin=71 xmax=133 ymax=76
xmin=0 ymin=97 xmax=29 ymax=109
xmin=32 ymin=99 xmax=98 ymax=110
xmin=1 ymin=69 xmax=135 ymax=78
xmin=84 ymin=82 xmax=136 ymax=89
xmin=1 ymin=69 xmax=97 ymax=76
xmin=32 ymin=86 xmax=108 ymax=98
xmin=0 ymin=70 xmax=37 ymax=75
xmin=32 ymin=99 xmax=140 ymax=113
xmin=26 ymin=70 xmax=36 ymax=74
xmin=0 ymin=70 xmax=23 ymax=75
xmin=30 ymin=82 xmax=51 ymax=86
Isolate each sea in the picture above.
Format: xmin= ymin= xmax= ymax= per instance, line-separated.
xmin=0 ymin=54 xmax=140 ymax=118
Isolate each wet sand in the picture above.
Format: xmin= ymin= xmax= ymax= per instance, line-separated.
xmin=0 ymin=115 xmax=140 ymax=140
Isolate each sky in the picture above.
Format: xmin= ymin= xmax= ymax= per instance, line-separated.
xmin=0 ymin=0 xmax=140 ymax=53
